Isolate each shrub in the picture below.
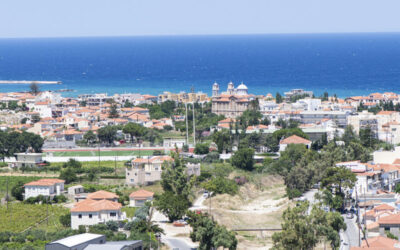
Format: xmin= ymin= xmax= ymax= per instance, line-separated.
xmin=59 ymin=213 xmax=71 ymax=227
xmin=202 ymin=177 xmax=239 ymax=195
xmin=194 ymin=143 xmax=209 ymax=155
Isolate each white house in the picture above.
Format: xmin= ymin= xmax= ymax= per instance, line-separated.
xmin=129 ymin=189 xmax=154 ymax=207
xmin=70 ymin=199 xmax=125 ymax=229
xmin=24 ymin=178 xmax=65 ymax=200
xmin=279 ymin=135 xmax=312 ymax=151
xmin=34 ymin=101 xmax=53 ymax=118
xmin=15 ymin=153 xmax=43 ymax=168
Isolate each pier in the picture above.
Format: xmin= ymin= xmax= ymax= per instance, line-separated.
xmin=0 ymin=80 xmax=62 ymax=85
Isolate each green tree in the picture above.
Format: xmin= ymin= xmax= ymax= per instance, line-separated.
xmin=11 ymin=180 xmax=24 ymax=201
xmin=123 ymin=123 xmax=146 ymax=143
xmin=155 ymin=154 xmax=192 ymax=222
xmin=29 ymin=83 xmax=40 ymax=96
xmin=188 ymin=211 xmax=237 ymax=250
xmin=59 ymin=167 xmax=78 ymax=184
xmin=231 ymin=148 xmax=255 ymax=171
xmin=97 ymin=126 xmax=118 ymax=145
xmin=212 ymin=130 xmax=230 ymax=153
xmin=202 ymin=177 xmax=238 ymax=195
xmin=59 ymin=213 xmax=71 ymax=227
xmin=359 ymin=126 xmax=376 ymax=148
xmin=154 ymin=191 xmax=190 ymax=222
xmin=108 ymin=104 xmax=119 ymax=118
xmin=275 ymin=92 xmax=283 ymax=104
xmin=194 ymin=143 xmax=209 ymax=155
xmin=83 ymin=130 xmax=97 ymax=145
xmin=272 ymin=202 xmax=346 ymax=250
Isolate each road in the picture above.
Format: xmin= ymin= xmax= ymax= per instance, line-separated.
xmin=162 ymin=237 xmax=196 ymax=250
xmin=301 ymin=189 xmax=357 ymax=250
xmin=342 ymin=216 xmax=360 ymax=249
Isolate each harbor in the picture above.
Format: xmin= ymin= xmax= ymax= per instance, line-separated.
xmin=0 ymin=80 xmax=62 ymax=85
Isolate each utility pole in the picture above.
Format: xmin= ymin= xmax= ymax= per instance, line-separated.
xmin=185 ymin=102 xmax=189 ymax=146
xmin=192 ymin=102 xmax=196 ymax=146
xmin=6 ymin=177 xmax=8 ymax=211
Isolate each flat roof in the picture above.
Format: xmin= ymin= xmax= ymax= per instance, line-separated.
xmin=48 ymin=233 xmax=103 ymax=247
xmin=84 ymin=241 xmax=142 ymax=250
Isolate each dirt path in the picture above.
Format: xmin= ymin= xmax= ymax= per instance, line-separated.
xmin=0 ymin=172 xmax=58 ymax=177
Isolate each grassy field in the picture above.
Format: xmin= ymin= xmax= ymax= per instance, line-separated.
xmin=122 ymin=207 xmax=137 ymax=218
xmin=0 ymin=176 xmax=44 ymax=196
xmin=50 ymin=150 xmax=157 ymax=157
xmin=0 ymin=203 xmax=69 ymax=232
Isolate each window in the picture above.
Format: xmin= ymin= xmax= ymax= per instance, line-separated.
xmin=131 ymin=179 xmax=134 ymax=183
xmin=89 ymin=214 xmax=92 ymax=219
xmin=78 ymin=214 xmax=82 ymax=219
xmin=127 ymin=172 xmax=130 ymax=175
xmin=110 ymin=212 xmax=116 ymax=217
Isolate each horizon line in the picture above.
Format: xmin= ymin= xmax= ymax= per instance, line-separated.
xmin=1 ymin=31 xmax=400 ymax=40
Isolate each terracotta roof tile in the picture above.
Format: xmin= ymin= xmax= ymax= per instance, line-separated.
xmin=129 ymin=189 xmax=154 ymax=198
xmin=280 ymin=135 xmax=311 ymax=145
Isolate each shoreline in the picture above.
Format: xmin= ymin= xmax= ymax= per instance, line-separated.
xmin=0 ymin=80 xmax=62 ymax=85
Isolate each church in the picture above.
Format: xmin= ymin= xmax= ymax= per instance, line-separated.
xmin=211 ymin=82 xmax=252 ymax=118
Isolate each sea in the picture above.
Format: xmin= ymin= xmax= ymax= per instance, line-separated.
xmin=1 ymin=33 xmax=400 ymax=98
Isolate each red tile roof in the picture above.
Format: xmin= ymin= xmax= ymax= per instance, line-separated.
xmin=87 ymin=190 xmax=119 ymax=200
xmin=24 ymin=178 xmax=65 ymax=186
xmin=280 ymin=135 xmax=311 ymax=145
xmin=129 ymin=189 xmax=154 ymax=199
xmin=71 ymin=199 xmax=122 ymax=212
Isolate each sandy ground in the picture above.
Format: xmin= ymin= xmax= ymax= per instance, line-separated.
xmin=202 ymin=176 xmax=290 ymax=250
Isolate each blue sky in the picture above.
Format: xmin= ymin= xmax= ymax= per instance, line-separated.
xmin=1 ymin=0 xmax=400 ymax=38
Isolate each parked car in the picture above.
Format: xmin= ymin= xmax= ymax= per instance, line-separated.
xmin=346 ymin=212 xmax=354 ymax=219
xmin=203 ymin=190 xmax=209 ymax=198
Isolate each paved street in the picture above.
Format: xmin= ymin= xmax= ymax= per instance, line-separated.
xmin=343 ymin=216 xmax=360 ymax=248
xmin=163 ymin=237 xmax=196 ymax=250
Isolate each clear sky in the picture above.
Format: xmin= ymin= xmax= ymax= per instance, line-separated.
xmin=1 ymin=0 xmax=400 ymax=38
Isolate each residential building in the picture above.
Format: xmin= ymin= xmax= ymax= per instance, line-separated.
xmin=126 ymin=156 xmax=173 ymax=186
xmin=163 ymin=138 xmax=186 ymax=148
xmin=129 ymin=189 xmax=154 ymax=207
xmin=279 ymin=135 xmax=311 ymax=151
xmin=378 ymin=214 xmax=400 ymax=238
xmin=86 ymin=190 xmax=119 ymax=202
xmin=24 ymin=178 xmax=65 ymax=200
xmin=373 ymin=147 xmax=400 ymax=164
xmin=14 ymin=153 xmax=43 ymax=168
xmin=350 ymin=236 xmax=400 ymax=250
xmin=70 ymin=199 xmax=125 ymax=229
xmin=284 ymin=89 xmax=313 ymax=100
xmin=158 ymin=91 xmax=208 ymax=103
xmin=299 ymin=111 xmax=348 ymax=127
xmin=186 ymin=162 xmax=201 ymax=176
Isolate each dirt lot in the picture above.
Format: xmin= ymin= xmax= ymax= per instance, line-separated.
xmin=204 ymin=175 xmax=291 ymax=250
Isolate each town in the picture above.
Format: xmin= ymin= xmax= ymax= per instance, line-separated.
xmin=1 ymin=82 xmax=400 ymax=249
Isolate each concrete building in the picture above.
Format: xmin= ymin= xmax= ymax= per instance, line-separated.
xmin=126 ymin=156 xmax=173 ymax=186
xmin=284 ymin=89 xmax=313 ymax=100
xmin=163 ymin=138 xmax=186 ymax=149
xmin=45 ymin=233 xmax=143 ymax=250
xmin=24 ymin=178 xmax=65 ymax=200
xmin=15 ymin=153 xmax=43 ymax=168
xmin=299 ymin=111 xmax=348 ymax=127
xmin=45 ymin=233 xmax=106 ymax=250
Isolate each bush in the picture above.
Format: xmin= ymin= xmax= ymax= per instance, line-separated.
xmin=106 ymin=221 xmax=119 ymax=232
xmin=59 ymin=213 xmax=71 ymax=227
xmin=153 ymin=150 xmax=163 ymax=156
xmin=53 ymin=195 xmax=68 ymax=203
xmin=203 ymin=151 xmax=220 ymax=163
xmin=231 ymin=148 xmax=255 ymax=171
xmin=202 ymin=177 xmax=239 ymax=195
xmin=194 ymin=143 xmax=210 ymax=155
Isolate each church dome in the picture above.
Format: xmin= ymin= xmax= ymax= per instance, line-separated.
xmin=237 ymin=83 xmax=248 ymax=90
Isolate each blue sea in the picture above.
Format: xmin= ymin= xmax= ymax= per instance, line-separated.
xmin=1 ymin=33 xmax=400 ymax=97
